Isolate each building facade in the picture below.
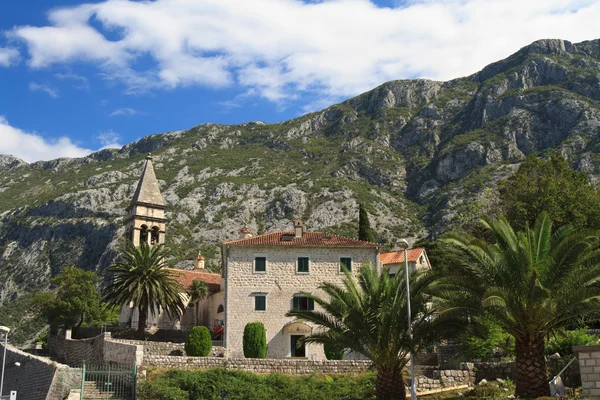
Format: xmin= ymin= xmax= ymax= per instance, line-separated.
xmin=221 ymin=221 xmax=381 ymax=360
xmin=380 ymin=247 xmax=431 ymax=276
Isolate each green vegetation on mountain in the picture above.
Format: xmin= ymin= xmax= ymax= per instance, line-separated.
xmin=2 ymin=38 xmax=600 ymax=344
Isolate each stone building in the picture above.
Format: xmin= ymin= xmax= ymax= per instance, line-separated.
xmin=221 ymin=221 xmax=382 ymax=359
xmin=380 ymin=247 xmax=431 ymax=276
xmin=118 ymin=156 xmax=224 ymax=333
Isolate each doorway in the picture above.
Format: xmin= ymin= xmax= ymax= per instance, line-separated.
xmin=291 ymin=335 xmax=306 ymax=357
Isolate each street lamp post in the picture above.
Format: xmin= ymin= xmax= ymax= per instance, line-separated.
xmin=396 ymin=239 xmax=417 ymax=400
xmin=0 ymin=326 xmax=10 ymax=398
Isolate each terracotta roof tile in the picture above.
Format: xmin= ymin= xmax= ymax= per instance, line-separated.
xmin=223 ymin=231 xmax=380 ymax=248
xmin=166 ymin=268 xmax=222 ymax=291
xmin=380 ymin=248 xmax=425 ymax=264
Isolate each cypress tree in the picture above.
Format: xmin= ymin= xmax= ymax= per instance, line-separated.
xmin=358 ymin=204 xmax=374 ymax=242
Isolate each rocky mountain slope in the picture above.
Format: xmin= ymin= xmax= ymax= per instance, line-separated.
xmin=2 ymin=38 xmax=600 ymax=342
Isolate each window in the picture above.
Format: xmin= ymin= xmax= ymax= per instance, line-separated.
xmin=293 ymin=296 xmax=314 ymax=311
xmin=255 ymin=295 xmax=267 ymax=311
xmin=297 ymin=257 xmax=310 ymax=273
xmin=217 ymin=304 xmax=224 ymax=313
xmin=254 ymin=257 xmax=267 ymax=272
xmin=340 ymin=257 xmax=352 ymax=273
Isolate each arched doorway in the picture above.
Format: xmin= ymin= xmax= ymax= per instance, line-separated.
xmin=282 ymin=321 xmax=313 ymax=358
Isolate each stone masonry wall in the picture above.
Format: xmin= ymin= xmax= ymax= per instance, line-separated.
xmin=0 ymin=343 xmax=79 ymax=400
xmin=144 ymin=356 xmax=374 ymax=374
xmin=110 ymin=338 xmax=227 ymax=357
xmin=417 ymin=367 xmax=475 ymax=392
xmin=49 ymin=330 xmax=142 ymax=367
xmin=473 ymin=361 xmax=516 ymax=382
xmin=225 ymin=245 xmax=380 ymax=359
xmin=575 ymin=345 xmax=600 ymax=398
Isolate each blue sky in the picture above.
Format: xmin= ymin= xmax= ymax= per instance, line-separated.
xmin=1 ymin=0 xmax=599 ymax=162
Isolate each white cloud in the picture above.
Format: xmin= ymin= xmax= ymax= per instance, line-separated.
xmin=0 ymin=116 xmax=92 ymax=162
xmin=109 ymin=107 xmax=139 ymax=117
xmin=95 ymin=130 xmax=122 ymax=149
xmin=0 ymin=47 xmax=19 ymax=67
xmin=29 ymin=82 xmax=59 ymax=98
xmin=54 ymin=72 xmax=89 ymax=89
xmin=10 ymin=0 xmax=600 ymax=105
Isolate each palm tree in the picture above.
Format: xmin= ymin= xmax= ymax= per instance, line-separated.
xmin=286 ymin=264 xmax=440 ymax=400
xmin=188 ymin=280 xmax=209 ymax=325
xmin=103 ymin=242 xmax=185 ymax=336
xmin=437 ymin=213 xmax=600 ymax=398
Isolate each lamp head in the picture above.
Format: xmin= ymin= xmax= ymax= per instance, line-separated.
xmin=396 ymin=239 xmax=410 ymax=250
xmin=0 ymin=326 xmax=10 ymax=334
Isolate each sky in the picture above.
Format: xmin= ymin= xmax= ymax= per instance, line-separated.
xmin=0 ymin=0 xmax=599 ymax=162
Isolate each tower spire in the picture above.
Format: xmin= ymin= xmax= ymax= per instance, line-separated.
xmin=126 ymin=154 xmax=167 ymax=247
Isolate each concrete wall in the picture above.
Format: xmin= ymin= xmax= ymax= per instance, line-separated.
xmin=575 ymin=345 xmax=600 ymax=397
xmin=224 ymin=245 xmax=379 ymax=359
xmin=0 ymin=344 xmax=79 ymax=400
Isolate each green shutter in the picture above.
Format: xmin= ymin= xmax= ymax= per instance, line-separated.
xmin=255 ymin=295 xmax=266 ymax=311
xmin=309 ymin=298 xmax=314 ymax=311
xmin=298 ymin=257 xmax=309 ymax=272
xmin=340 ymin=257 xmax=352 ymax=272
xmin=293 ymin=296 xmax=300 ymax=310
xmin=255 ymin=257 xmax=266 ymax=272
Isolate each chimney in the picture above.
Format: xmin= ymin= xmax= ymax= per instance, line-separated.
xmin=239 ymin=226 xmax=253 ymax=239
xmin=194 ymin=253 xmax=205 ymax=271
xmin=294 ymin=219 xmax=304 ymax=238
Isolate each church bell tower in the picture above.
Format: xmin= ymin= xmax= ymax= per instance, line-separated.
xmin=126 ymin=154 xmax=167 ymax=246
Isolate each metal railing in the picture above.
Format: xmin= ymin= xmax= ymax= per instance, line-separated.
xmin=79 ymin=362 xmax=136 ymax=400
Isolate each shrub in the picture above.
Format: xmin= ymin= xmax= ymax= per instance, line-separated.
xmin=460 ymin=318 xmax=514 ymax=361
xmin=465 ymin=384 xmax=505 ymax=398
xmin=546 ymin=328 xmax=598 ymax=357
xmin=243 ymin=322 xmax=267 ymax=358
xmin=185 ymin=326 xmax=212 ymax=356
xmin=324 ymin=343 xmax=345 ymax=360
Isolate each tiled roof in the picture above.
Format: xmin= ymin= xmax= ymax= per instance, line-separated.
xmin=380 ymin=248 xmax=425 ymax=264
xmin=166 ymin=268 xmax=222 ymax=291
xmin=223 ymin=231 xmax=380 ymax=247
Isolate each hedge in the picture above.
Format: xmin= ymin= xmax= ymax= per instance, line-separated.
xmin=185 ymin=326 xmax=212 ymax=356
xmin=243 ymin=322 xmax=267 ymax=358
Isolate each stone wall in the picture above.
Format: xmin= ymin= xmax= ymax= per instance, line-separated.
xmin=575 ymin=345 xmax=600 ymax=398
xmin=110 ymin=338 xmax=227 ymax=357
xmin=49 ymin=330 xmax=142 ymax=367
xmin=143 ymin=356 xmax=374 ymax=374
xmin=417 ymin=366 xmax=475 ymax=392
xmin=0 ymin=343 xmax=79 ymax=400
xmin=473 ymin=361 xmax=516 ymax=382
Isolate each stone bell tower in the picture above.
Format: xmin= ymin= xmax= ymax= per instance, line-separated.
xmin=126 ymin=154 xmax=167 ymax=247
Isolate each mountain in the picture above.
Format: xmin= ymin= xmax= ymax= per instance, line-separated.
xmin=2 ymin=38 xmax=600 ymax=343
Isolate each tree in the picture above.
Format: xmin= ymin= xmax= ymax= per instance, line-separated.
xmin=438 ymin=213 xmax=600 ymax=398
xmin=243 ymin=322 xmax=267 ymax=359
xmin=30 ymin=267 xmax=114 ymax=332
xmin=102 ymin=242 xmax=185 ymax=336
xmin=324 ymin=342 xmax=345 ymax=360
xmin=499 ymin=155 xmax=600 ymax=231
xmin=287 ymin=264 xmax=441 ymax=400
xmin=188 ymin=280 xmax=209 ymax=325
xmin=185 ymin=326 xmax=212 ymax=356
xmin=358 ymin=203 xmax=374 ymax=242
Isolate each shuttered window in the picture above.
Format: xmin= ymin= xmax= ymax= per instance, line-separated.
xmin=255 ymin=295 xmax=266 ymax=311
xmin=340 ymin=257 xmax=352 ymax=273
xmin=293 ymin=296 xmax=314 ymax=311
xmin=297 ymin=257 xmax=310 ymax=273
xmin=255 ymin=257 xmax=266 ymax=272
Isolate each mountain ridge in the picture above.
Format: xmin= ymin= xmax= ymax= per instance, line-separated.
xmin=2 ymin=37 xmax=600 ymax=344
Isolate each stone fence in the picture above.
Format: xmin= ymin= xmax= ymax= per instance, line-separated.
xmin=0 ymin=343 xmax=79 ymax=400
xmin=415 ymin=366 xmax=475 ymax=392
xmin=575 ymin=345 xmax=600 ymax=398
xmin=472 ymin=361 xmax=516 ymax=382
xmin=143 ymin=356 xmax=374 ymax=374
xmin=49 ymin=329 xmax=143 ymax=367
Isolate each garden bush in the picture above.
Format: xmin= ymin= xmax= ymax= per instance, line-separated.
xmin=184 ymin=326 xmax=212 ymax=356
xmin=243 ymin=322 xmax=267 ymax=358
xmin=460 ymin=318 xmax=514 ymax=361
xmin=139 ymin=368 xmax=376 ymax=400
xmin=324 ymin=342 xmax=345 ymax=360
xmin=546 ymin=328 xmax=598 ymax=357
xmin=465 ymin=384 xmax=505 ymax=398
